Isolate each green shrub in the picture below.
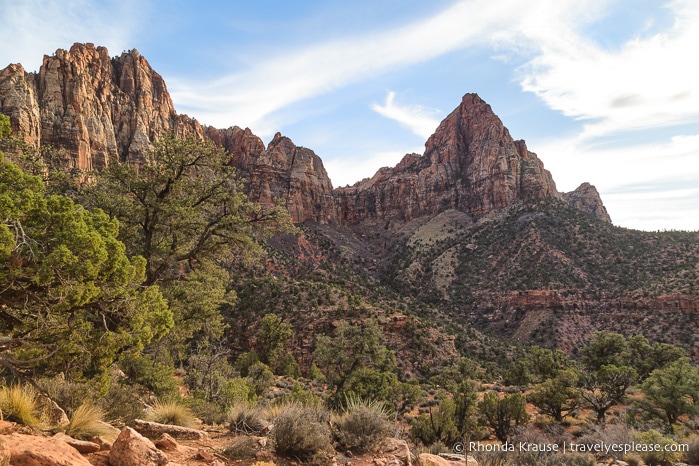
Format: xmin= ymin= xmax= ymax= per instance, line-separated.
xmin=145 ymin=399 xmax=198 ymax=428
xmin=334 ymin=397 xmax=392 ymax=453
xmin=271 ymin=402 xmax=333 ymax=462
xmin=39 ymin=376 xmax=92 ymax=417
xmin=220 ymin=377 xmax=256 ymax=409
xmin=227 ymin=403 xmax=269 ymax=434
xmin=119 ymin=353 xmax=179 ymax=397
xmin=247 ymin=362 xmax=274 ymax=396
xmin=634 ymin=430 xmax=682 ymax=466
xmin=0 ymin=384 xmax=40 ymax=427
xmin=97 ymin=381 xmax=147 ymax=426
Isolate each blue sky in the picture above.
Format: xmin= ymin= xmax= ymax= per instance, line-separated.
xmin=1 ymin=0 xmax=698 ymax=231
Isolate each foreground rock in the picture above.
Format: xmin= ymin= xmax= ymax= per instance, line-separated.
xmin=0 ymin=433 xmax=93 ymax=465
xmin=109 ymin=427 xmax=169 ymax=466
xmin=0 ymin=436 xmax=9 ymax=466
xmin=418 ymin=452 xmax=478 ymax=466
xmin=379 ymin=437 xmax=412 ymax=466
xmin=53 ymin=432 xmax=101 ymax=453
xmin=134 ymin=419 xmax=208 ymax=440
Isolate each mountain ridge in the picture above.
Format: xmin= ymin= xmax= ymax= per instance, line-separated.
xmin=1 ymin=43 xmax=610 ymax=227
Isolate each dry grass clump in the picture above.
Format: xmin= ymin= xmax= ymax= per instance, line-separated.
xmin=227 ymin=403 xmax=269 ymax=434
xmin=0 ymin=384 xmax=40 ymax=427
xmin=65 ymin=402 xmax=116 ymax=440
xmin=270 ymin=402 xmax=333 ymax=462
xmin=144 ymin=399 xmax=198 ymax=428
xmin=333 ymin=397 xmax=392 ymax=453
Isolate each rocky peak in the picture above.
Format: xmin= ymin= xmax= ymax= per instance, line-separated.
xmin=563 ymin=182 xmax=612 ymax=222
xmin=0 ymin=43 xmax=202 ymax=170
xmin=207 ymin=128 xmax=337 ymax=224
xmin=335 ymin=93 xmax=560 ymax=226
xmin=2 ymin=45 xmax=611 ymax=228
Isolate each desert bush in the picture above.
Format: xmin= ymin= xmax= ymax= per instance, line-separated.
xmin=227 ymin=402 xmax=269 ymax=434
xmin=623 ymin=453 xmax=646 ymax=466
xmin=686 ymin=436 xmax=699 ymax=465
xmin=334 ymin=397 xmax=392 ymax=453
xmin=577 ymin=423 xmax=633 ymax=460
xmin=247 ymin=362 xmax=275 ymax=395
xmin=0 ymin=384 xmax=40 ymax=427
xmin=188 ymin=398 xmax=226 ymax=425
xmin=270 ymin=402 xmax=333 ymax=462
xmin=634 ymin=430 xmax=682 ymax=466
xmin=65 ymin=402 xmax=115 ymax=440
xmin=222 ymin=435 xmax=262 ymax=460
xmin=145 ymin=399 xmax=198 ymax=428
xmin=541 ymin=453 xmax=594 ymax=466
xmin=97 ymin=381 xmax=147 ymax=426
xmin=39 ymin=376 xmax=92 ymax=417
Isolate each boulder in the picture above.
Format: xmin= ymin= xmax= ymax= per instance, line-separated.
xmin=1 ymin=433 xmax=93 ymax=465
xmin=109 ymin=427 xmax=169 ymax=466
xmin=381 ymin=437 xmax=412 ymax=466
xmin=53 ymin=432 xmax=101 ymax=453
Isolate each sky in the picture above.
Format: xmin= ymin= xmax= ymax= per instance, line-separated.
xmin=1 ymin=0 xmax=698 ymax=231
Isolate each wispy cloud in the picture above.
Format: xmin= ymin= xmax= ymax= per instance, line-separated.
xmin=514 ymin=0 xmax=699 ymax=142
xmin=535 ymin=132 xmax=699 ymax=231
xmin=0 ymin=0 xmax=145 ymax=72
xmin=325 ymin=149 xmax=422 ymax=188
xmin=169 ymin=0 xmax=529 ymax=132
xmin=371 ymin=92 xmax=442 ymax=139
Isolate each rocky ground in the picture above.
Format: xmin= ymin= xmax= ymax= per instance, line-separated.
xmin=0 ymin=417 xmax=474 ymax=466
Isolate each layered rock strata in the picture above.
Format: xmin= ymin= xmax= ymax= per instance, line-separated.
xmin=1 ymin=44 xmax=610 ymax=227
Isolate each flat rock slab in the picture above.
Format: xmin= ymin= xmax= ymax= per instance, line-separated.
xmin=134 ymin=419 xmax=208 ymax=440
xmin=0 ymin=433 xmax=93 ymax=466
xmin=53 ymin=433 xmax=101 ymax=453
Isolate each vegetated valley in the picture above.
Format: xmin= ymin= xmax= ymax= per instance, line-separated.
xmin=1 ymin=43 xmax=698 ymax=465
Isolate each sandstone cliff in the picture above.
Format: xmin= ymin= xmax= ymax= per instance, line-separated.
xmin=208 ymin=127 xmax=337 ymax=224
xmin=563 ymin=182 xmax=612 ymax=223
xmin=1 ymin=44 xmax=610 ymax=227
xmin=335 ymin=94 xmax=563 ymax=226
xmin=0 ymin=43 xmax=203 ymax=169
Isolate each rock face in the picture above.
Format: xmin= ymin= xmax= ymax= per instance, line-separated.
xmin=212 ymin=128 xmax=337 ymax=224
xmin=1 ymin=44 xmax=610 ymax=227
xmin=563 ymin=182 xmax=612 ymax=223
xmin=335 ymin=94 xmax=562 ymax=226
xmin=0 ymin=43 xmax=202 ymax=170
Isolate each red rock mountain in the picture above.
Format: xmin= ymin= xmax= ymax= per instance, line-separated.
xmin=0 ymin=43 xmax=610 ymax=226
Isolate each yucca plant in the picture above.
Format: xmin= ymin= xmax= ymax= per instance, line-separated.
xmin=65 ymin=402 xmax=116 ymax=440
xmin=145 ymin=399 xmax=198 ymax=428
xmin=333 ymin=396 xmax=392 ymax=453
xmin=0 ymin=384 xmax=40 ymax=427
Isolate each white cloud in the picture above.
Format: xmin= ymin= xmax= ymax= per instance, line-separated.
xmin=514 ymin=0 xmax=699 ymax=142
xmin=325 ymin=149 xmax=422 ymax=188
xmin=169 ymin=0 xmax=531 ymax=132
xmin=535 ymin=132 xmax=699 ymax=231
xmin=371 ymin=92 xmax=442 ymax=139
xmin=0 ymin=0 xmax=144 ymax=72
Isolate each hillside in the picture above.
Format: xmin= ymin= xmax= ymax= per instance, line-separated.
xmin=2 ymin=43 xmax=697 ymax=363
